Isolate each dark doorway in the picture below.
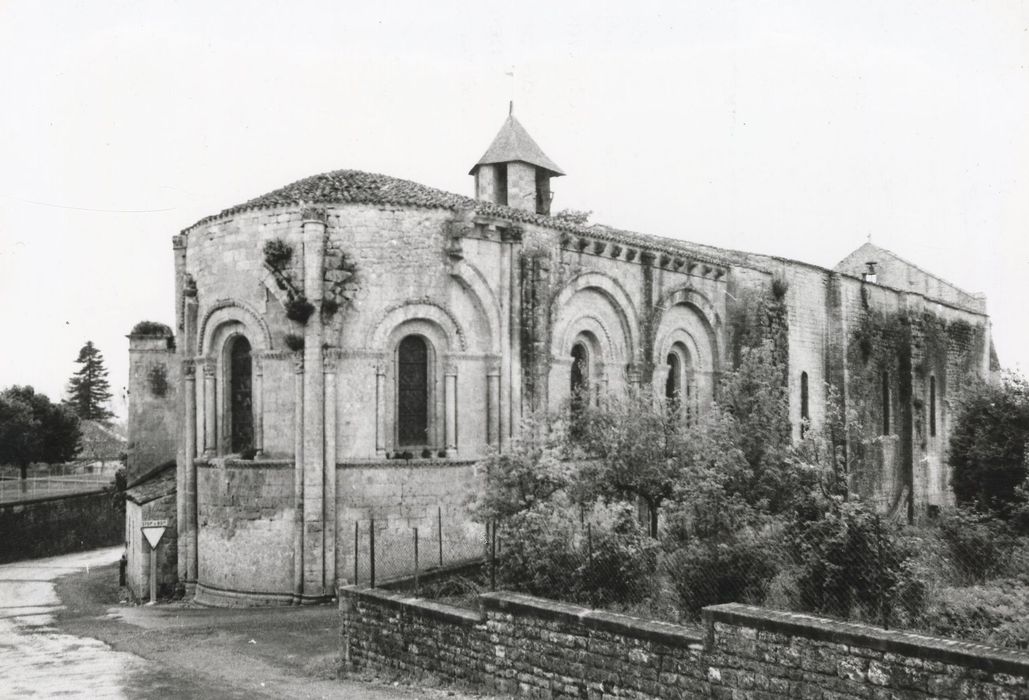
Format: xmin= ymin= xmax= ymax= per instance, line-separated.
xmin=398 ymin=335 xmax=429 ymax=447
xmin=229 ymin=336 xmax=253 ymax=453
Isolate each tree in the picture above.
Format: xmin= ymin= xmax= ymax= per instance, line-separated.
xmin=949 ymin=372 xmax=1029 ymax=516
xmin=574 ymin=389 xmax=688 ymax=537
xmin=0 ymin=386 xmax=80 ymax=480
xmin=66 ymin=341 xmax=114 ymax=420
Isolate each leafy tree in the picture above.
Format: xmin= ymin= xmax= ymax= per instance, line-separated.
xmin=66 ymin=341 xmax=114 ymax=420
xmin=949 ymin=372 xmax=1029 ymax=516
xmin=0 ymin=386 xmax=80 ymax=479
xmin=574 ymin=390 xmax=688 ymax=537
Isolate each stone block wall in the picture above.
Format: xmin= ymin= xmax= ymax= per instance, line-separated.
xmin=0 ymin=490 xmax=123 ymax=564
xmin=340 ymin=589 xmax=1029 ymax=699
xmin=124 ymin=493 xmax=177 ymax=600
xmin=337 ymin=459 xmax=484 ymax=585
xmin=127 ymin=334 xmax=179 ymax=482
xmin=195 ymin=459 xmax=295 ymax=604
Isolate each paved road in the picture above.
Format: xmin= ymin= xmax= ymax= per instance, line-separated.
xmin=0 ymin=547 xmax=491 ymax=698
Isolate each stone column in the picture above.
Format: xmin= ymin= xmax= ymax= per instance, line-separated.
xmin=253 ymin=354 xmax=264 ymax=456
xmin=183 ymin=360 xmax=198 ymax=587
xmin=203 ymin=362 xmax=217 ymax=456
xmin=292 ymin=353 xmax=304 ymax=603
xmin=301 ymin=209 xmax=326 ymax=600
xmin=375 ymin=362 xmax=387 ymax=455
xmin=444 ymin=363 xmax=458 ymax=456
xmin=505 ymin=226 xmax=523 ymax=440
xmin=498 ymin=228 xmax=511 ymax=451
xmin=487 ymin=363 xmax=501 ymax=448
xmin=323 ymin=351 xmax=338 ymax=592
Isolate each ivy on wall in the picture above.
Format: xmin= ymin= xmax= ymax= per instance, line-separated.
xmin=726 ymin=277 xmax=789 ymax=375
xmin=262 ymin=238 xmax=359 ymax=326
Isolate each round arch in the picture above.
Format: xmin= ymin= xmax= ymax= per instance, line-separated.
xmin=198 ymin=299 xmax=272 ymax=356
xmin=550 ymin=272 xmax=640 ymax=363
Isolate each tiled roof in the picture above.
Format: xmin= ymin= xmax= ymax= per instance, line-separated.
xmin=182 ymin=169 xmax=726 ymax=266
xmin=470 ymin=114 xmax=565 ymax=176
xmin=125 ymin=460 xmax=175 ymax=505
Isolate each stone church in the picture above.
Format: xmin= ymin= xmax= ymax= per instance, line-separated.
xmin=125 ymin=111 xmax=996 ymax=604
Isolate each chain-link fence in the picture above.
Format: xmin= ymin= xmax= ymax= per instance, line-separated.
xmin=347 ymin=504 xmax=1029 ymax=649
xmin=347 ymin=508 xmax=487 ymax=603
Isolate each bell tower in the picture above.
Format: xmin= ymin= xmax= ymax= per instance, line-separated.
xmin=469 ymin=103 xmax=564 ymax=215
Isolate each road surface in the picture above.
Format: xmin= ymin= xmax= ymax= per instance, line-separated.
xmin=0 ymin=547 xmax=492 ymax=698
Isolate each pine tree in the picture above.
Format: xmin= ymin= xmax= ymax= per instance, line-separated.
xmin=66 ymin=341 xmax=114 ymax=421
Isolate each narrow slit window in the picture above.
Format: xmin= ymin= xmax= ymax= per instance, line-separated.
xmin=665 ymin=352 xmax=681 ymax=410
xmin=929 ymin=376 xmax=937 ymax=438
xmin=882 ymin=371 xmax=890 ymax=436
xmin=570 ymin=343 xmax=589 ymax=427
xmin=800 ymin=371 xmax=809 ymax=439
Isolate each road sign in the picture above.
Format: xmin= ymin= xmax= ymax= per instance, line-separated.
xmin=142 ymin=526 xmax=166 ymax=549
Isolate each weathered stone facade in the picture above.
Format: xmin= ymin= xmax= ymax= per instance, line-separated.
xmin=127 ymin=113 xmax=996 ymax=605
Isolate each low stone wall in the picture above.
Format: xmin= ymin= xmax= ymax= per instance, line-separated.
xmin=340 ymin=588 xmax=1029 ymax=699
xmin=0 ymin=489 xmax=123 ymax=563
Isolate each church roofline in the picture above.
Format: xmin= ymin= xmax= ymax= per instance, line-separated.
xmin=177 ymin=169 xmax=989 ymax=316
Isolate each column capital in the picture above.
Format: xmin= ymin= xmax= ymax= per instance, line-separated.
xmin=301 ymin=206 xmax=328 ymax=224
xmin=292 ymin=353 xmax=305 ymax=374
xmin=182 ymin=359 xmax=196 ymax=379
xmin=202 ymin=362 xmax=217 ymax=379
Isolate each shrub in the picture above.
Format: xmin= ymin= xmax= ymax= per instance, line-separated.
xmin=580 ymin=506 xmax=659 ymax=606
xmin=285 ymin=296 xmax=315 ymax=323
xmin=496 ymin=503 xmax=583 ymax=602
xmin=239 ymin=447 xmax=257 ymax=461
xmin=949 ymin=372 xmax=1029 ymax=516
xmin=789 ymin=500 xmax=926 ymax=625
xmin=263 ymin=239 xmax=293 ymax=269
xmin=420 ymin=448 xmax=431 ymax=459
xmin=666 ymin=534 xmax=781 ymax=619
xmin=130 ymin=320 xmax=172 ymax=336
xmin=923 ymin=575 xmax=1029 ymax=649
xmin=496 ymin=501 xmax=658 ymax=607
xmin=937 ymin=509 xmax=1015 ymax=583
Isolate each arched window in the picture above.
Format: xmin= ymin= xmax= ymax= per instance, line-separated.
xmin=570 ymin=342 xmax=589 ymax=428
xmin=882 ymin=371 xmax=891 ymax=436
xmin=397 ymin=335 xmax=430 ymax=447
xmin=800 ymin=371 xmax=809 ymax=439
xmin=228 ymin=336 xmax=253 ymax=453
xmin=929 ymin=376 xmax=937 ymax=438
xmin=665 ymin=352 xmax=681 ymax=407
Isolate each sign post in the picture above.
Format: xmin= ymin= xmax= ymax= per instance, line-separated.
xmin=141 ymin=519 xmax=169 ymax=604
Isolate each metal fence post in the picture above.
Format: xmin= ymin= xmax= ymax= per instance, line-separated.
xmin=370 ymin=517 xmax=376 ymax=589
xmin=353 ymin=521 xmax=359 ymax=586
xmin=414 ymin=527 xmax=420 ymax=595
xmin=490 ymin=520 xmax=497 ymax=591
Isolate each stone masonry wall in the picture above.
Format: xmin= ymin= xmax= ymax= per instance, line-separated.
xmin=196 ymin=459 xmax=295 ymax=602
xmin=0 ymin=490 xmax=123 ymax=564
xmin=340 ymin=590 xmax=1029 ymax=699
xmin=337 ymin=460 xmax=484 ymax=585
xmin=127 ymin=335 xmax=179 ymax=482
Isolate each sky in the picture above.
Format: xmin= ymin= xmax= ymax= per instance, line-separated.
xmin=1 ymin=0 xmax=1027 ymax=421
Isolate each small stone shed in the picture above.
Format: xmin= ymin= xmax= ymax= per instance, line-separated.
xmin=124 ymin=461 xmax=177 ymax=600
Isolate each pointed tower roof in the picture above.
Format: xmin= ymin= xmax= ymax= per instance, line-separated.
xmin=469 ymin=106 xmax=565 ymax=177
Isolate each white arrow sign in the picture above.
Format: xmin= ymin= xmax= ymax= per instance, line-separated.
xmin=142 ymin=526 xmax=166 ymax=550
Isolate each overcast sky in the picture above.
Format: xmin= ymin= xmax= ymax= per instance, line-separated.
xmin=1 ymin=0 xmax=1027 ymax=421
